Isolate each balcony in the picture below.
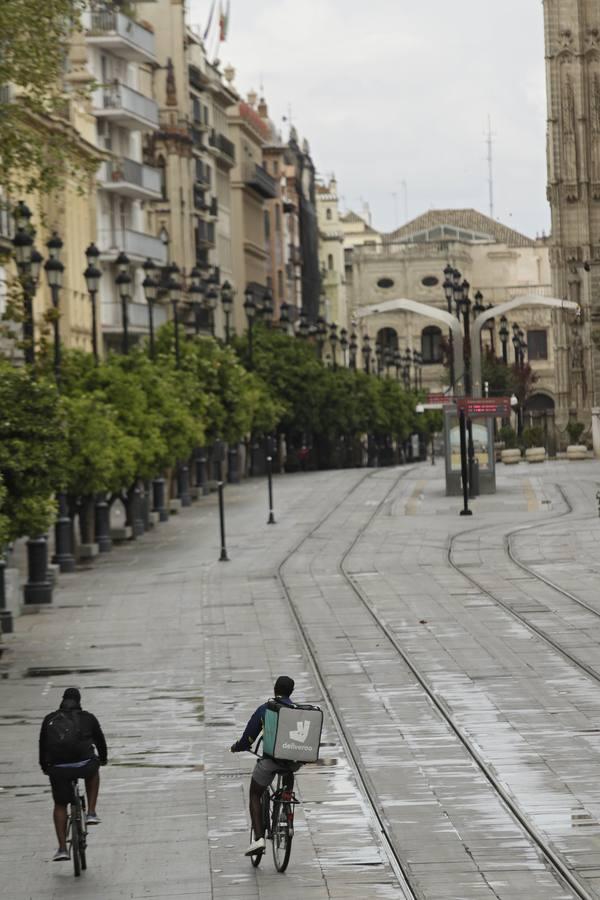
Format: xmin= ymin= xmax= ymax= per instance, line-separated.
xmin=98 ymin=158 xmax=162 ymax=200
xmin=209 ymin=197 xmax=218 ymax=218
xmin=94 ymin=82 xmax=159 ymax=132
xmin=195 ymin=160 xmax=211 ymax=188
xmin=87 ymin=10 xmax=156 ymax=64
xmin=189 ymin=64 xmax=208 ymax=92
xmin=97 ymin=228 xmax=167 ymax=265
xmin=210 ymin=131 xmax=235 ymax=166
xmin=242 ymin=162 xmax=277 ymax=199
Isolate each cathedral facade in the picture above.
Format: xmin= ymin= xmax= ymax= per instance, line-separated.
xmin=544 ymin=0 xmax=600 ymax=427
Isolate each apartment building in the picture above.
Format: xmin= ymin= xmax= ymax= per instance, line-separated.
xmin=83 ymin=1 xmax=167 ymax=352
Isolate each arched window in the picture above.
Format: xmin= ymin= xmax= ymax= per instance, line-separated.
xmin=421 ymin=325 xmax=442 ymax=363
xmin=376 ymin=327 xmax=398 ymax=351
xmin=326 ymin=208 xmax=332 ymax=220
xmin=327 ymin=253 xmax=334 ymax=270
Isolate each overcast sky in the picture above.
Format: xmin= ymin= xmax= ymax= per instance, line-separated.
xmin=188 ymin=0 xmax=550 ymax=238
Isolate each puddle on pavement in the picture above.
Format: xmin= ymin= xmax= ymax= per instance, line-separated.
xmin=23 ymin=666 xmax=113 ymax=678
xmin=89 ymin=642 xmax=142 ymax=650
xmin=111 ymin=760 xmax=204 ymax=771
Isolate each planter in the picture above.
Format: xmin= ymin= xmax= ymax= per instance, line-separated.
xmin=525 ymin=446 xmax=546 ymax=463
xmin=501 ymin=448 xmax=521 ymax=464
xmin=566 ymin=444 xmax=588 ymax=460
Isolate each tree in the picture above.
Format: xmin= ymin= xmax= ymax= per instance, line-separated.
xmin=0 ymin=361 xmax=65 ymax=540
xmin=0 ymin=0 xmax=98 ymax=196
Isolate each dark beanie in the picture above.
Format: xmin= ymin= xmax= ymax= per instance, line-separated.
xmin=274 ymin=675 xmax=294 ymax=697
xmin=63 ymin=687 xmax=81 ymax=703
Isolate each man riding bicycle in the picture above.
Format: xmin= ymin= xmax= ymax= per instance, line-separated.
xmin=39 ymin=688 xmax=107 ymax=861
xmin=231 ymin=675 xmax=300 ymax=856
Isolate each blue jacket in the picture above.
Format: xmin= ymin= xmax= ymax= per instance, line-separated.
xmin=232 ymin=696 xmax=294 ymax=752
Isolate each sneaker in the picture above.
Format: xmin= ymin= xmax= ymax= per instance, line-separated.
xmin=53 ymin=848 xmax=69 ymax=862
xmin=86 ymin=812 xmax=101 ymax=826
xmin=244 ymin=837 xmax=266 ymax=856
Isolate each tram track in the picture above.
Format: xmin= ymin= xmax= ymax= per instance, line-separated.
xmin=275 ymin=465 xmax=594 ymax=900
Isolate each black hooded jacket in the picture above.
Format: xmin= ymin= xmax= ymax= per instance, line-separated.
xmin=39 ymin=697 xmax=108 ymax=770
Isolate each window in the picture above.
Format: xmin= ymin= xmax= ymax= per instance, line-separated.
xmin=527 ymin=329 xmax=548 ymax=360
xmin=422 ymin=275 xmax=439 ymax=287
xmin=273 ymin=160 xmax=279 ymax=175
xmin=421 ymin=326 xmax=443 ymax=363
xmin=377 ymin=277 xmax=394 ymax=289
xmin=327 ymin=253 xmax=334 ymax=270
xmin=377 ymin=327 xmax=398 ymax=350
xmin=157 ymin=155 xmax=167 ymax=199
xmin=264 ymin=209 xmax=270 ymax=239
xmin=326 ymin=208 xmax=332 ymax=220
xmin=275 ymin=204 xmax=281 ymax=232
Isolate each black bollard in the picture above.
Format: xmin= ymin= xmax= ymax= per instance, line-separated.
xmin=266 ymin=454 xmax=276 ymax=525
xmin=52 ymin=492 xmax=76 ymax=573
xmin=218 ymin=481 xmax=229 ymax=561
xmin=178 ymin=462 xmax=192 ymax=507
xmin=152 ymin=476 xmax=169 ymax=523
xmin=23 ymin=536 xmax=53 ymax=605
xmin=95 ymin=494 xmax=112 ymax=553
xmin=0 ymin=557 xmax=13 ymax=633
xmin=227 ymin=445 xmax=240 ymax=484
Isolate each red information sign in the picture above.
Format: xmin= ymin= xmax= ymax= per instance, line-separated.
xmin=427 ymin=393 xmax=458 ymax=405
xmin=456 ymin=397 xmax=510 ymax=417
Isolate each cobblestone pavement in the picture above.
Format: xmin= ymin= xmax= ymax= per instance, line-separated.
xmin=2 ymin=462 xmax=600 ymax=899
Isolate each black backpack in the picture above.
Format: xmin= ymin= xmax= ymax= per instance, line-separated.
xmin=45 ymin=710 xmax=84 ymax=763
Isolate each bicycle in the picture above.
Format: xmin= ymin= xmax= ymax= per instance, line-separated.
xmin=249 ymin=769 xmax=299 ymax=872
xmin=66 ymin=779 xmax=88 ymax=877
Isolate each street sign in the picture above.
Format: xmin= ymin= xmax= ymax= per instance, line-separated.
xmin=427 ymin=392 xmax=458 ymax=405
xmin=456 ymin=397 xmax=511 ymax=417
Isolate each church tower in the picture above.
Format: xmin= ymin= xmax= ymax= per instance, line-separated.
xmin=543 ymin=0 xmax=600 ymax=422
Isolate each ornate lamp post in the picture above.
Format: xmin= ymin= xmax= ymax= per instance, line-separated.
xmin=339 ymin=327 xmax=348 ymax=367
xmin=115 ymin=251 xmax=131 ymax=355
xmin=403 ymin=348 xmax=412 ymax=389
xmin=349 ymin=331 xmax=358 ymax=369
xmin=375 ymin=338 xmax=383 ymax=376
xmin=394 ymin=349 xmax=403 ymax=382
xmin=453 ymin=270 xmax=472 ymax=395
xmin=243 ymin=286 xmax=256 ymax=367
xmin=499 ymin=315 xmax=509 ymax=364
xmin=221 ymin=280 xmax=234 ymax=342
xmin=188 ymin=266 xmax=204 ymax=335
xmin=443 ymin=262 xmax=456 ymax=389
xmin=12 ymin=202 xmax=41 ymax=365
xmin=205 ymin=272 xmax=219 ymax=336
xmin=142 ymin=257 xmax=159 ymax=359
xmin=167 ymin=262 xmax=182 ymax=366
xmin=362 ymin=332 xmax=371 ymax=373
xmin=316 ymin=315 xmax=327 ymax=359
xmin=84 ymin=243 xmax=102 ymax=363
xmin=297 ymin=310 xmax=309 ymax=339
xmin=279 ymin=300 xmax=291 ymax=335
xmin=262 ymin=288 xmax=274 ymax=327
xmin=44 ymin=231 xmax=65 ymax=383
xmin=329 ymin=321 xmax=338 ymax=369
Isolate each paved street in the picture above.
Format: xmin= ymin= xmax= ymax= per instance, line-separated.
xmin=2 ymin=462 xmax=600 ymax=899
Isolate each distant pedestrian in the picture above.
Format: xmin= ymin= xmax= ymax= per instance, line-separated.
xmin=39 ymin=688 xmax=107 ymax=861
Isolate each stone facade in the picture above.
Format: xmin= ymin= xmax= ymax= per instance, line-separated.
xmin=316 ymin=178 xmax=349 ymax=330
xmin=543 ymin=0 xmax=600 ymax=425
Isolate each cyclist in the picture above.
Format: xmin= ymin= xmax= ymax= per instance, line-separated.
xmin=231 ymin=675 xmax=300 ymax=856
xmin=39 ymin=687 xmax=108 ymax=861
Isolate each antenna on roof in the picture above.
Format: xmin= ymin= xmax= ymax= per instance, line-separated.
xmin=486 ymin=116 xmax=496 ymax=219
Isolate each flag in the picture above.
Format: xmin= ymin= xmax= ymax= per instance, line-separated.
xmin=219 ymin=0 xmax=230 ymax=42
xmin=203 ymin=0 xmax=216 ymax=40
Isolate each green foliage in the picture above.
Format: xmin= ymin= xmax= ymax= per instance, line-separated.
xmin=0 ymin=0 xmax=98 ymax=196
xmin=0 ymin=361 xmax=65 ymax=539
xmin=419 ymin=409 xmax=443 ymax=436
xmin=521 ymin=426 xmax=545 ymax=449
xmin=0 ymin=476 xmax=9 ymax=550
xmin=566 ymin=421 xmax=585 ymax=445
xmin=498 ymin=424 xmax=517 ymax=449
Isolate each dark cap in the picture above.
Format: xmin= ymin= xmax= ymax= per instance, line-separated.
xmin=274 ymin=676 xmax=294 ymax=697
xmin=62 ymin=687 xmax=81 ymax=703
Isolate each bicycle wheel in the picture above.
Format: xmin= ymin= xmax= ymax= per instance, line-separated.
xmin=79 ymin=794 xmax=87 ymax=871
xmin=71 ymin=814 xmax=81 ymax=877
xmin=271 ymin=801 xmax=292 ymax=872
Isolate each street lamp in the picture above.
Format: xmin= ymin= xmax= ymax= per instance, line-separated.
xmin=244 ymin=285 xmax=256 ymax=367
xmin=188 ymin=266 xmax=204 ymax=335
xmin=375 ymin=339 xmax=383 ymax=376
xmin=142 ymin=257 xmax=159 ymax=359
xmin=205 ymin=270 xmax=219 ymax=336
xmin=349 ymin=331 xmax=357 ymax=369
xmin=262 ymin=288 xmax=274 ymax=327
xmin=316 ymin=315 xmax=327 ymax=359
xmin=12 ymin=203 xmax=37 ymax=365
xmin=403 ymin=347 xmax=412 ymax=389
xmin=44 ymin=231 xmax=64 ymax=382
xmin=413 ymin=349 xmax=423 ymax=389
xmin=167 ymin=262 xmax=182 ymax=366
xmin=499 ymin=315 xmax=509 ymax=364
xmin=84 ymin=243 xmax=102 ymax=363
xmin=339 ymin=327 xmax=348 ymax=367
xmin=329 ymin=321 xmax=338 ymax=369
xmin=362 ymin=332 xmax=371 ymax=373
xmin=115 ymin=251 xmax=131 ymax=354
xmin=297 ymin=310 xmax=309 ymax=339
xmin=394 ymin=348 xmax=402 ymax=382
xmin=279 ymin=300 xmax=291 ymax=335
xmin=221 ymin=280 xmax=234 ymax=343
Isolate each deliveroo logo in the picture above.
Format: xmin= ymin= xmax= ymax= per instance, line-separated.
xmin=289 ymin=720 xmax=310 ymax=743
